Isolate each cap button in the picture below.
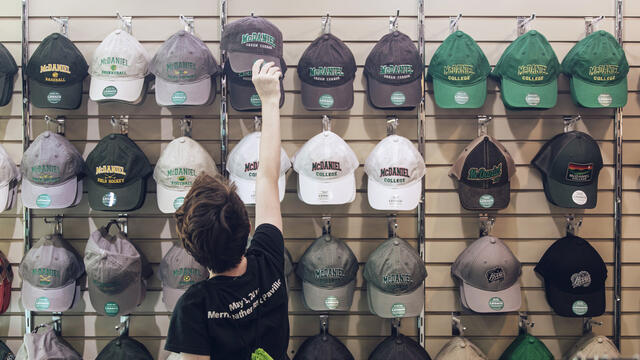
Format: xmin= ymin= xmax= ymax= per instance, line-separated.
xmin=109 ymin=134 xmax=116 ymax=140
xmin=530 ymin=30 xmax=538 ymax=35
xmin=528 ymin=337 xmax=535 ymax=344
xmin=489 ymin=237 xmax=496 ymax=244
xmin=459 ymin=343 xmax=466 ymax=348
xmin=43 ymin=131 xmax=50 ymax=138
xmin=393 ymin=239 xmax=399 ymax=246
xmin=178 ymin=30 xmax=186 ymax=36
xmin=393 ymin=31 xmax=400 ymax=37
xmin=115 ymin=29 xmax=121 ymax=34
xmin=179 ymin=137 xmax=186 ymax=143
xmin=324 ymin=235 xmax=331 ymax=242
xmin=52 ymin=34 xmax=59 ymax=39
xmin=455 ymin=31 xmax=463 ymax=37
xmin=597 ymin=337 xmax=604 ymax=343
xmin=323 ymin=34 xmax=330 ymax=40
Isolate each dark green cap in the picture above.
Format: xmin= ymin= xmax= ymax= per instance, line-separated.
xmin=499 ymin=333 xmax=554 ymax=360
xmin=428 ymin=31 xmax=490 ymax=108
xmin=492 ymin=30 xmax=560 ymax=109
xmin=562 ymin=30 xmax=629 ymax=108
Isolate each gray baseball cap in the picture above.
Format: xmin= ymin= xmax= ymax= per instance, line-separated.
xmin=19 ymin=234 xmax=84 ymax=312
xmin=0 ymin=144 xmax=19 ymax=213
xmin=364 ymin=237 xmax=427 ymax=318
xmin=21 ymin=131 xmax=85 ymax=209
xmin=451 ymin=236 xmax=522 ymax=313
xmin=22 ymin=325 xmax=81 ymax=360
xmin=563 ymin=332 xmax=620 ymax=360
xmin=434 ymin=337 xmax=487 ymax=360
xmin=84 ymin=224 xmax=152 ymax=316
xmin=295 ymin=234 xmax=358 ymax=311
xmin=158 ymin=243 xmax=208 ymax=310
xmin=150 ymin=30 xmax=220 ymax=106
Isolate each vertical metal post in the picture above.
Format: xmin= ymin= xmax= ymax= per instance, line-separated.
xmin=219 ymin=0 xmax=229 ymax=177
xmin=416 ymin=0 xmax=426 ymax=348
xmin=613 ymin=0 xmax=623 ymax=348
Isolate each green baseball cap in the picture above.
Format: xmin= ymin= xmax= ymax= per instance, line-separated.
xmin=428 ymin=30 xmax=490 ymax=108
xmin=499 ymin=333 xmax=553 ymax=360
xmin=492 ymin=30 xmax=559 ymax=109
xmin=562 ymin=30 xmax=629 ymax=108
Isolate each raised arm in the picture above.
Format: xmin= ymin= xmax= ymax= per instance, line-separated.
xmin=251 ymin=59 xmax=283 ymax=231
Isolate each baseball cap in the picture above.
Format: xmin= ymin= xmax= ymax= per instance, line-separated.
xmin=150 ymin=30 xmax=220 ymax=106
xmin=562 ymin=30 xmax=629 ymax=108
xmin=158 ymin=243 xmax=208 ymax=310
xmin=535 ymin=234 xmax=607 ymax=317
xmin=20 ymin=131 xmax=85 ymax=209
xmin=293 ymin=333 xmax=354 ymax=360
xmin=564 ymin=332 xmax=620 ymax=360
xmin=0 ymin=144 xmax=20 ymax=213
xmin=85 ymin=134 xmax=152 ymax=211
xmin=85 ymin=225 xmax=152 ymax=316
xmin=22 ymin=325 xmax=81 ymax=360
xmin=369 ymin=334 xmax=431 ymax=360
xmin=96 ymin=335 xmax=154 ymax=360
xmin=365 ymin=31 xmax=422 ymax=109
xmin=364 ymin=237 xmax=427 ymax=318
xmin=293 ymin=131 xmax=359 ymax=205
xmin=365 ymin=135 xmax=425 ymax=211
xmin=0 ymin=339 xmax=14 ymax=360
xmin=224 ymin=59 xmax=286 ymax=111
xmin=298 ymin=33 xmax=356 ymax=111
xmin=427 ymin=31 xmax=490 ymax=108
xmin=532 ymin=131 xmax=603 ymax=209
xmin=499 ymin=333 xmax=553 ymax=360
xmin=26 ymin=33 xmax=88 ymax=109
xmin=227 ymin=131 xmax=290 ymax=204
xmin=221 ymin=16 xmax=283 ymax=73
xmin=19 ymin=234 xmax=84 ymax=312
xmin=492 ymin=30 xmax=559 ymax=109
xmin=0 ymin=42 xmax=18 ymax=107
xmin=295 ymin=233 xmax=358 ymax=311
xmin=0 ymin=251 xmax=13 ymax=315
xmin=434 ymin=336 xmax=487 ymax=360
xmin=451 ymin=236 xmax=522 ymax=313
xmin=89 ymin=29 xmax=150 ymax=103
xmin=449 ymin=135 xmax=516 ymax=211
xmin=153 ymin=136 xmax=218 ymax=213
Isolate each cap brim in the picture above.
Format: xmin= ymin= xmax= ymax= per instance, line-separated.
xmin=89 ymin=277 xmax=144 ymax=316
xmin=21 ymin=279 xmax=77 ymax=312
xmin=29 ymin=79 xmax=83 ymax=110
xmin=300 ymin=80 xmax=354 ymax=111
xmin=543 ymin=280 xmax=605 ymax=317
xmin=570 ymin=76 xmax=627 ymax=108
xmin=367 ymin=178 xmax=421 ymax=211
xmin=156 ymin=183 xmax=188 ymax=214
xmin=460 ymin=281 xmax=521 ymax=313
xmin=228 ymin=52 xmax=280 ymax=73
xmin=433 ymin=78 xmax=487 ymax=109
xmin=72 ymin=179 xmax=83 ymax=207
xmin=228 ymin=77 xmax=284 ymax=111
xmin=161 ymin=285 xmax=186 ymax=311
xmin=367 ymin=282 xmax=424 ymax=318
xmin=21 ymin=177 xmax=78 ymax=209
xmin=90 ymin=76 xmax=145 ymax=103
xmin=230 ymin=172 xmax=286 ymax=205
xmin=543 ymin=175 xmax=598 ymax=209
xmin=0 ymin=182 xmax=12 ymax=212
xmin=366 ymin=76 xmax=421 ymax=109
xmin=87 ymin=178 xmax=146 ymax=211
xmin=155 ymin=76 xmax=215 ymax=106
xmin=302 ymin=279 xmax=355 ymax=311
xmin=500 ymin=77 xmax=557 ymax=109
xmin=297 ymin=172 xmax=355 ymax=205
xmin=456 ymin=182 xmax=511 ymax=211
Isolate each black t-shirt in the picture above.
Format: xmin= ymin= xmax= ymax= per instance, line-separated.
xmin=165 ymin=224 xmax=290 ymax=359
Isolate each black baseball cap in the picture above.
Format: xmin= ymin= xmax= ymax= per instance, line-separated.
xmin=221 ymin=16 xmax=283 ymax=73
xmin=534 ymin=234 xmax=607 ymax=317
xmin=298 ymin=33 xmax=356 ymax=111
xmin=449 ymin=135 xmax=516 ymax=211
xmin=85 ymin=134 xmax=152 ymax=211
xmin=224 ymin=60 xmax=286 ymax=111
xmin=532 ymin=131 xmax=603 ymax=209
xmin=364 ymin=31 xmax=423 ymax=109
xmin=0 ymin=339 xmax=13 ymax=360
xmin=0 ymin=42 xmax=18 ymax=107
xmin=293 ymin=333 xmax=354 ymax=360
xmin=369 ymin=334 xmax=431 ymax=360
xmin=96 ymin=335 xmax=153 ymax=360
xmin=26 ymin=33 xmax=88 ymax=109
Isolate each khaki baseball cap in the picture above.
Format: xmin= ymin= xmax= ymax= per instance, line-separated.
xmin=434 ymin=336 xmax=487 ymax=360
xmin=563 ymin=332 xmax=620 ymax=360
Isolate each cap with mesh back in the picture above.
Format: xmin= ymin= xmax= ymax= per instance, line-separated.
xmin=298 ymin=33 xmax=356 ymax=111
xmin=532 ymin=131 xmax=603 ymax=209
xmin=434 ymin=336 xmax=487 ymax=360
xmin=368 ymin=334 xmax=431 ymax=360
xmin=293 ymin=333 xmax=354 ymax=360
xmin=449 ymin=135 xmax=516 ymax=211
xmin=20 ymin=131 xmax=85 ymax=209
xmin=492 ymin=30 xmax=559 ymax=109
xmin=0 ymin=251 xmax=13 ymax=315
xmin=0 ymin=144 xmax=20 ymax=213
xmin=499 ymin=333 xmax=553 ymax=360
xmin=451 ymin=236 xmax=522 ymax=313
xmin=563 ymin=332 xmax=620 ymax=360
xmin=158 ymin=243 xmax=208 ymax=311
xmin=19 ymin=234 xmax=84 ymax=312
xmin=365 ymin=135 xmax=425 ymax=211
xmin=0 ymin=42 xmax=18 ymax=107
xmin=84 ymin=225 xmax=153 ymax=316
xmin=89 ymin=29 xmax=150 ymax=104
xmin=221 ymin=16 xmax=283 ymax=73
xmin=295 ymin=234 xmax=358 ymax=311
xmin=427 ymin=31 xmax=490 ymax=109
xmin=562 ymin=30 xmax=629 ymax=108
xmin=153 ymin=136 xmax=218 ymax=213
xmin=293 ymin=131 xmax=359 ymax=205
xmin=364 ymin=31 xmax=422 ymax=109
xmin=364 ymin=237 xmax=427 ymax=318
xmin=224 ymin=59 xmax=286 ymax=111
xmin=227 ymin=132 xmax=290 ymax=204
xmin=23 ymin=325 xmax=81 ymax=360
xmin=150 ymin=30 xmax=220 ymax=106
xmin=96 ymin=335 xmax=154 ymax=360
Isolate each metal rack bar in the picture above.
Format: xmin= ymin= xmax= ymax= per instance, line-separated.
xmin=416 ymin=0 xmax=426 ymax=347
xmin=219 ymin=0 xmax=229 ymax=177
xmin=613 ymin=0 xmax=623 ymax=348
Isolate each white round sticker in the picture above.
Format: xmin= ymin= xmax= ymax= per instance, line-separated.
xmin=597 ymin=93 xmax=612 ymax=107
xmin=572 ymin=190 xmax=588 ymax=205
xmin=454 ymin=91 xmax=469 ymax=105
xmin=525 ymin=93 xmax=541 ymax=106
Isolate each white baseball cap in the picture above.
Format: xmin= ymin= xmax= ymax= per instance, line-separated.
xmin=0 ymin=144 xmax=19 ymax=213
xmin=365 ymin=135 xmax=425 ymax=211
xmin=226 ymin=132 xmax=290 ymax=204
xmin=153 ymin=137 xmax=218 ymax=213
xmin=89 ymin=29 xmax=150 ymax=103
xmin=293 ymin=131 xmax=359 ymax=205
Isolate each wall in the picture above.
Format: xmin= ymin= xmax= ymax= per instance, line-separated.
xmin=0 ymin=0 xmax=638 ymax=358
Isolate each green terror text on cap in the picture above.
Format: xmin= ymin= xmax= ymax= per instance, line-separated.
xmin=492 ymin=30 xmax=560 ymax=109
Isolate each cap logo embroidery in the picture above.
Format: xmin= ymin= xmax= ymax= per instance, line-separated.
xmin=443 ymin=64 xmax=475 ymax=81
xmin=380 ymin=167 xmax=410 ymax=184
xmin=571 ymin=271 xmax=591 ymax=288
xmin=240 ymin=32 xmax=276 ymax=48
xmin=517 ymin=64 xmax=548 ymax=81
xmin=486 ymin=267 xmax=505 ymax=284
xmin=99 ymin=57 xmax=128 ymax=75
xmin=166 ymin=62 xmax=196 ymax=81
xmin=309 ymin=66 xmax=344 ymax=81
xmin=167 ymin=168 xmax=197 ymax=185
xmin=33 ymin=268 xmax=59 ymax=285
xmin=315 ymin=267 xmax=345 ymax=279
xmin=39 ymin=64 xmax=70 ymax=82
xmin=312 ymin=161 xmax=341 ymax=177
xmin=245 ymin=161 xmax=259 ymax=177
xmin=95 ymin=165 xmax=126 ymax=184
xmin=379 ymin=64 xmax=414 ymax=75
xmin=383 ymin=273 xmax=413 ymax=288
xmin=589 ymin=64 xmax=618 ymax=81
xmin=467 ymin=163 xmax=503 ymax=184
xmin=174 ymin=268 xmax=202 ymax=285
xmin=31 ymin=164 xmax=60 ymax=183
xmin=566 ymin=162 xmax=593 ymax=183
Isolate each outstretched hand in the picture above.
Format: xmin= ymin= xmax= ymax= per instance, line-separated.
xmin=251 ymin=59 xmax=282 ymax=104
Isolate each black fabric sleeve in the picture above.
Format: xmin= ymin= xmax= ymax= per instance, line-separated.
xmin=247 ymin=223 xmax=284 ymax=271
xmin=164 ymin=287 xmax=210 ymax=355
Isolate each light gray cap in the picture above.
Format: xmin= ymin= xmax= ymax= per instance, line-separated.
xmin=23 ymin=325 xmax=81 ymax=360
xmin=563 ymin=332 xmax=620 ymax=360
xmin=451 ymin=236 xmax=522 ymax=313
xmin=21 ymin=131 xmax=85 ymax=209
xmin=0 ymin=144 xmax=19 ymax=212
xmin=158 ymin=243 xmax=208 ymax=310
xmin=434 ymin=336 xmax=488 ymax=360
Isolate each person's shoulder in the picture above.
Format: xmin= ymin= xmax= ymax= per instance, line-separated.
xmin=178 ymin=280 xmax=210 ymax=304
xmin=254 ymin=223 xmax=283 ymax=238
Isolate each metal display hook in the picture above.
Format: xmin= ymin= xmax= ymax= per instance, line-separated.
xmin=518 ymin=312 xmax=535 ymax=335
xmin=115 ymin=315 xmax=130 ymax=336
xmin=582 ymin=317 xmax=603 ymax=335
xmin=479 ymin=214 xmax=495 ymax=237
xmin=32 ymin=317 xmax=61 ymax=334
xmin=391 ymin=318 xmax=401 ymax=337
xmin=517 ymin=13 xmax=536 ymax=36
xmin=110 ymin=115 xmax=129 ymax=135
xmin=563 ymin=114 xmax=582 ymax=133
xmin=322 ymin=115 xmax=331 ymax=133
xmin=477 ymin=115 xmax=492 ymax=137
xmin=319 ymin=314 xmax=329 ymax=340
xmin=452 ymin=312 xmax=465 ymax=337
xmin=254 ymin=116 xmax=262 ymax=132
xmin=566 ymin=214 xmax=583 ymax=236
xmin=388 ymin=215 xmax=398 ymax=238
xmin=116 ymin=12 xmax=132 ymax=34
xmin=449 ymin=14 xmax=462 ymax=33
xmin=322 ymin=216 xmax=331 ymax=236
xmin=180 ymin=15 xmax=195 ymax=34
xmin=585 ymin=16 xmax=605 ymax=35
xmin=44 ymin=115 xmax=65 ymax=135
xmin=50 ymin=17 xmax=69 ymax=37
xmin=389 ymin=10 xmax=400 ymax=33
xmin=321 ymin=13 xmax=331 ymax=35
xmin=179 ymin=116 xmax=192 ymax=138
xmin=43 ymin=215 xmax=63 ymax=235
xmin=386 ymin=116 xmax=398 ymax=136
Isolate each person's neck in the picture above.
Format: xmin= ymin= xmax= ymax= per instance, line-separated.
xmin=210 ymin=256 xmax=248 ymax=278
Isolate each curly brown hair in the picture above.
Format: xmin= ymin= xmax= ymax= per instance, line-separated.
xmin=174 ymin=173 xmax=250 ymax=273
